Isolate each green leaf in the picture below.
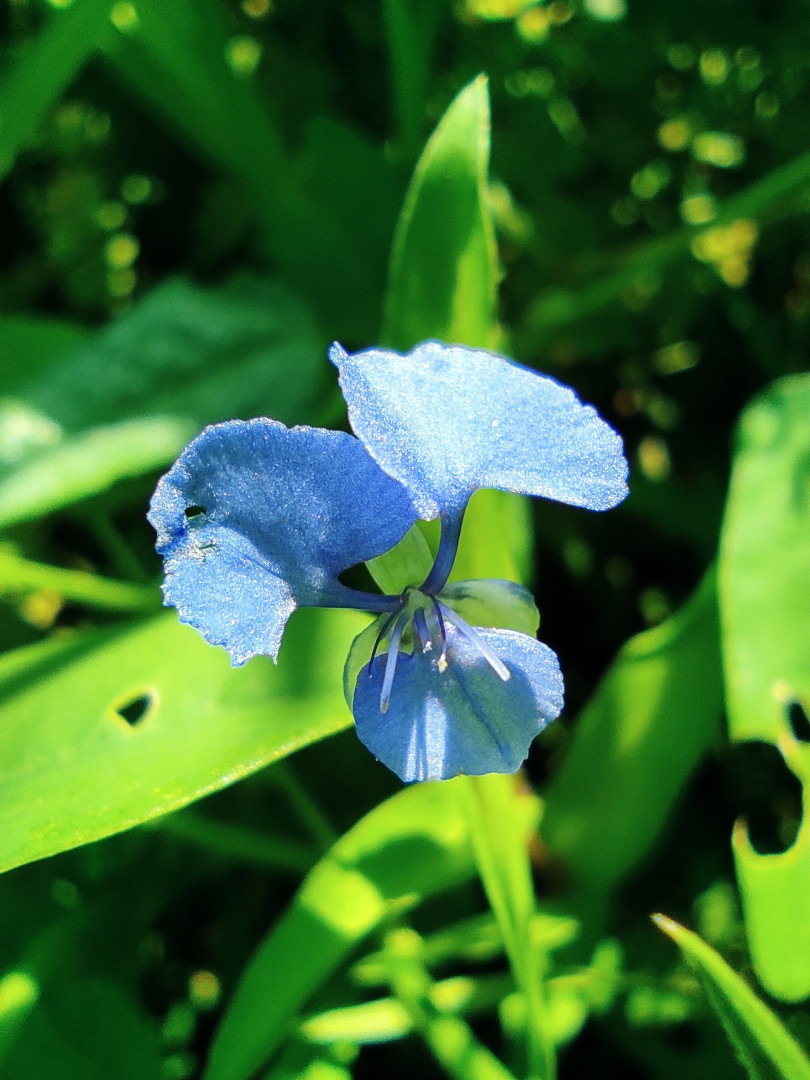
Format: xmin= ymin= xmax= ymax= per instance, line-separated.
xmin=720 ymin=375 xmax=810 ymax=742
xmin=542 ymin=569 xmax=723 ymax=904
xmin=653 ymin=915 xmax=810 ymax=1080
xmin=0 ymin=316 xmax=87 ymax=394
xmin=204 ymin=781 xmax=476 ymax=1080
xmin=0 ymin=607 xmax=364 ymax=873
xmin=0 ymin=549 xmax=158 ymax=613
xmin=101 ymin=0 xmax=378 ymax=334
xmin=0 ymin=0 xmax=116 ymax=181
xmin=13 ymin=276 xmax=325 ymax=435
xmin=2 ymin=977 xmax=161 ymax=1080
xmin=0 ymin=417 xmax=194 ymax=531
xmin=0 ymin=277 xmax=326 ymax=526
xmin=383 ymin=74 xmax=498 ymax=352
xmin=719 ymin=374 xmax=810 ymax=1001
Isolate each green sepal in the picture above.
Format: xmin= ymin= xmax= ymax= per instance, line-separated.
xmin=366 ymin=524 xmax=434 ymax=595
xmin=441 ymin=579 xmax=540 ymax=636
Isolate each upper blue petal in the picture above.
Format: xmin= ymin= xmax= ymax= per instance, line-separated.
xmin=353 ymin=626 xmax=564 ymax=782
xmin=148 ymin=418 xmax=416 ymax=665
xmin=331 ymin=340 xmax=629 ymax=519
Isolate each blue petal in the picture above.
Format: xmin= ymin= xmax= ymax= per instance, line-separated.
xmin=148 ymin=419 xmax=416 ymax=665
xmin=331 ymin=340 xmax=628 ymax=519
xmin=353 ymin=626 xmax=564 ymax=781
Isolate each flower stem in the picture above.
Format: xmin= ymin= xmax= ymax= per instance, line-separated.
xmin=421 ymin=508 xmax=466 ymax=595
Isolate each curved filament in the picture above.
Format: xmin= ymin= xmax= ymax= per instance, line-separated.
xmin=437 ymin=601 xmax=511 ymax=682
xmin=380 ymin=612 xmax=410 ymax=713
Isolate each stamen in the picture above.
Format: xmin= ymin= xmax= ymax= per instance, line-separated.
xmin=413 ymin=609 xmax=432 ymax=652
xmin=369 ymin=607 xmax=402 ymax=674
xmin=437 ymin=601 xmax=511 ymax=682
xmin=380 ymin=612 xmax=409 ymax=713
xmin=430 ymin=596 xmax=448 ymax=668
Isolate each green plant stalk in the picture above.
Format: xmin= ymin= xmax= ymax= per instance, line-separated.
xmin=300 ymin=971 xmax=515 ymax=1045
xmin=384 ymin=929 xmax=521 ymax=1080
xmin=456 ymin=776 xmax=555 ymax=1080
xmin=267 ymin=763 xmax=338 ymax=852
xmin=154 ymin=809 xmax=316 ymax=875
xmin=85 ymin=508 xmax=154 ymax=584
xmin=523 ymin=146 xmax=810 ymax=341
xmin=0 ymin=551 xmax=159 ymax=613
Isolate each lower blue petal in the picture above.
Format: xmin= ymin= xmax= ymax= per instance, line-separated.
xmin=353 ymin=626 xmax=564 ymax=782
xmin=148 ymin=418 xmax=416 ymax=664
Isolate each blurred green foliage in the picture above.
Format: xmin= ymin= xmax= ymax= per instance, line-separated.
xmin=0 ymin=1 xmax=809 ymax=1078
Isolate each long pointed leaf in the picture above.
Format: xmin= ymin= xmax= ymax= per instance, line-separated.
xmin=654 ymin=915 xmax=810 ymax=1080
xmin=543 ymin=570 xmax=723 ymax=905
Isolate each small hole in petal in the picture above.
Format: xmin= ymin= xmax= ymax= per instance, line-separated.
xmin=787 ymin=700 xmax=810 ymax=743
xmin=112 ymin=690 xmax=157 ymax=728
xmin=184 ymin=505 xmax=206 ymax=520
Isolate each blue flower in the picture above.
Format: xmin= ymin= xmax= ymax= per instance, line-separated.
xmin=148 ymin=341 xmax=628 ymax=782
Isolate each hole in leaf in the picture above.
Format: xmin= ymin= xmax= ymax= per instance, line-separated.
xmin=787 ymin=700 xmax=810 ymax=743
xmin=724 ymin=740 xmax=802 ymax=855
xmin=184 ymin=505 xmax=206 ymax=520
xmin=115 ymin=692 xmax=154 ymax=727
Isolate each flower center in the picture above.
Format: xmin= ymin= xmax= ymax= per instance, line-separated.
xmin=369 ymin=585 xmax=510 ymax=714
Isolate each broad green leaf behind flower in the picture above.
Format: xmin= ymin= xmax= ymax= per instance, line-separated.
xmin=720 ymin=374 xmax=810 ymax=1001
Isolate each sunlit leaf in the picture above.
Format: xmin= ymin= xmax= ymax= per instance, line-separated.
xmin=0 ymin=607 xmax=363 ymax=873
xmin=383 ymin=74 xmax=497 ymax=352
xmin=380 ymin=75 xmax=528 ymax=585
xmin=720 ymin=374 xmax=810 ymax=1001
xmin=0 ymin=417 xmax=193 ymax=531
